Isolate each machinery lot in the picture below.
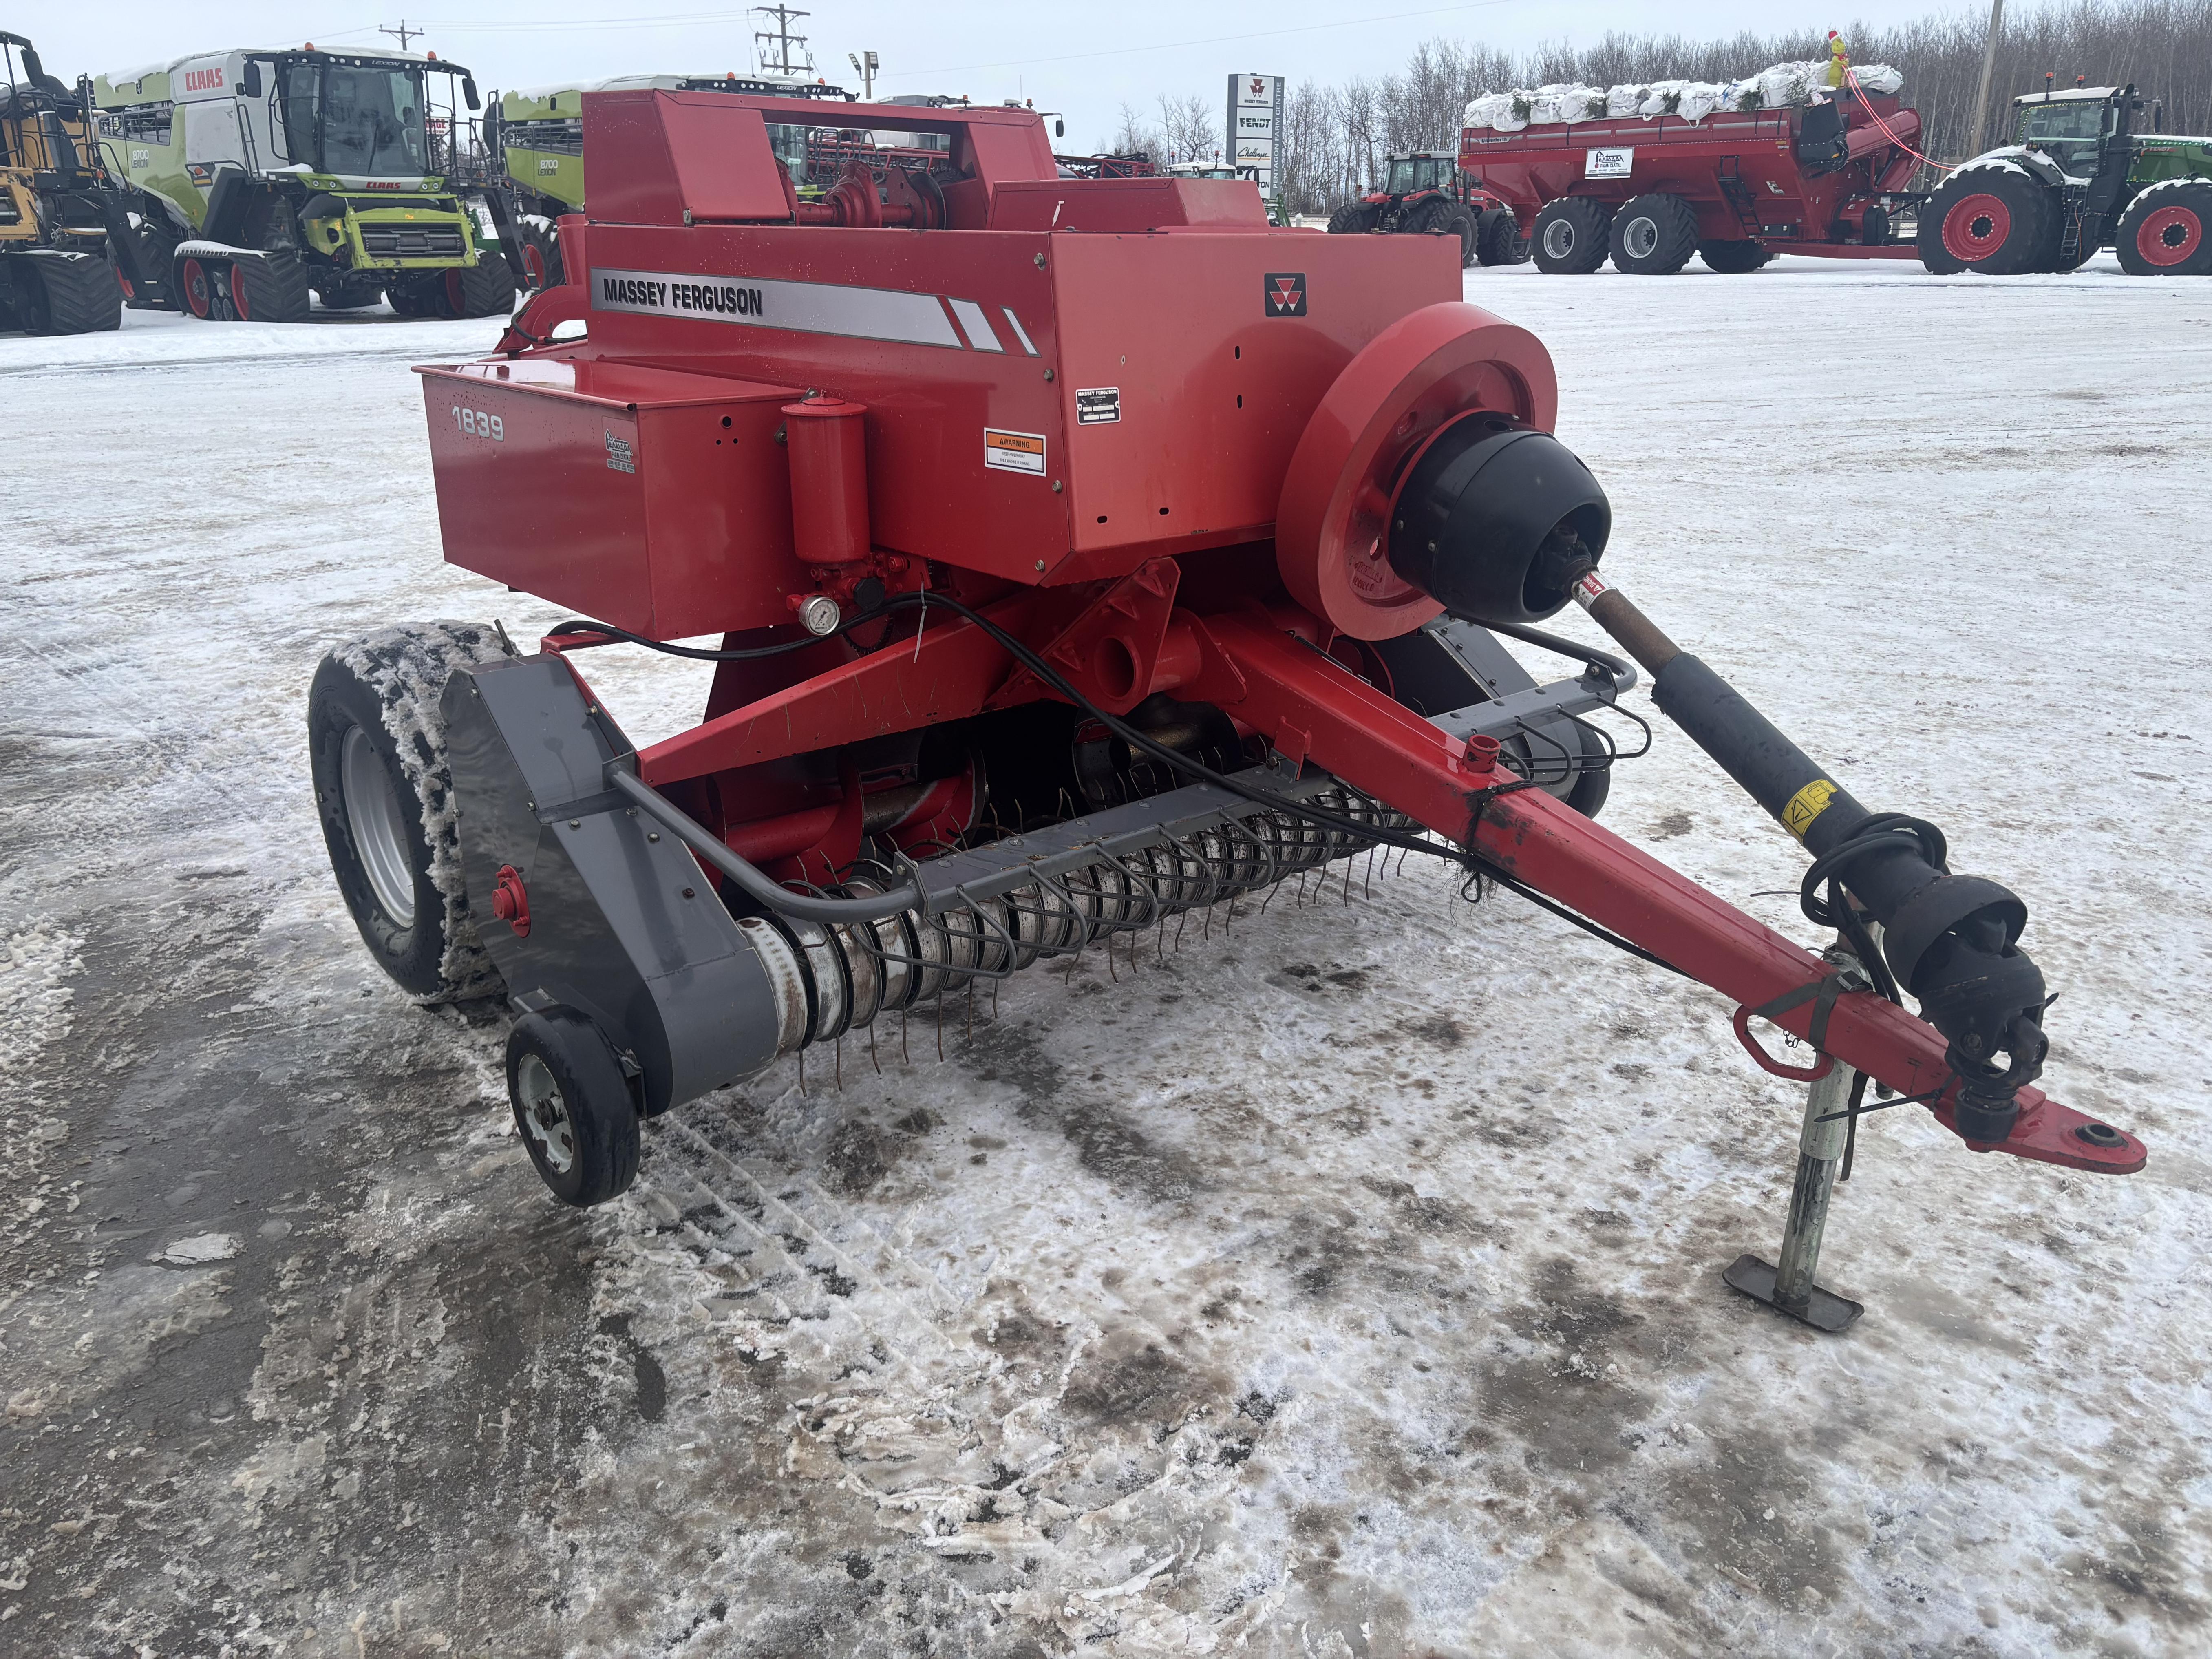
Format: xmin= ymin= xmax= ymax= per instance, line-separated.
xmin=2 ymin=256 xmax=2208 ymax=1656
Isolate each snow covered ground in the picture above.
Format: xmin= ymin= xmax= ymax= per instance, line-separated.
xmin=2 ymin=253 xmax=2209 ymax=1657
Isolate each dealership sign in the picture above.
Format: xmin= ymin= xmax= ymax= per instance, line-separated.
xmin=1226 ymin=73 xmax=1285 ymax=191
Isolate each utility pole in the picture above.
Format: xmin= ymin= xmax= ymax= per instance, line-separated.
xmin=752 ymin=5 xmax=814 ymax=79
xmin=1966 ymin=0 xmax=2006 ymax=159
xmin=379 ymin=19 xmax=425 ymax=51
xmin=846 ymin=50 xmax=878 ymax=101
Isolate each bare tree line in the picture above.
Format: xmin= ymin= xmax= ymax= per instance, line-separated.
xmin=1202 ymin=0 xmax=2212 ymax=213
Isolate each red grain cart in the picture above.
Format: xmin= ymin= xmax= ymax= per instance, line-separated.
xmin=1461 ymin=91 xmax=1927 ymax=274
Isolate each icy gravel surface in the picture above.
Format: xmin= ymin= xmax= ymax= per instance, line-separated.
xmin=2 ymin=258 xmax=2208 ymax=1657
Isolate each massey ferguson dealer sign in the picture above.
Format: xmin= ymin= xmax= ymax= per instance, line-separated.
xmin=1227 ymin=73 xmax=1285 ymax=192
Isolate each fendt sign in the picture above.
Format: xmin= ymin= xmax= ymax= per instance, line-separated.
xmin=1227 ymin=73 xmax=1285 ymax=192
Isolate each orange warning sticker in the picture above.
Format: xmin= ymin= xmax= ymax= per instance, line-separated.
xmin=984 ymin=427 xmax=1047 ymax=475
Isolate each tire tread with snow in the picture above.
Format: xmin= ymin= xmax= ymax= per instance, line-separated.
xmin=2115 ymin=179 xmax=2212 ymax=276
xmin=309 ymin=621 xmax=515 ymax=1003
xmin=1919 ymin=168 xmax=2060 ymax=276
xmin=1609 ymin=192 xmax=1699 ymax=274
xmin=1531 ymin=197 xmax=1612 ymax=274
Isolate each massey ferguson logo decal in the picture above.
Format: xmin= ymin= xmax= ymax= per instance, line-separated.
xmin=1249 ymin=77 xmax=1267 ymax=95
xmin=183 ymin=67 xmax=225 ymax=93
xmin=1264 ymin=272 xmax=1306 ymax=316
xmin=600 ymin=273 xmax=766 ymax=317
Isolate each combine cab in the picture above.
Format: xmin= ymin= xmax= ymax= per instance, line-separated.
xmin=0 ymin=31 xmax=141 ymax=332
xmin=95 ymin=46 xmax=516 ymax=321
xmin=1920 ymin=82 xmax=2212 ymax=275
xmin=1328 ymin=151 xmax=1524 ymax=267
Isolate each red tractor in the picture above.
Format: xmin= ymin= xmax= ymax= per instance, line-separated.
xmin=312 ymin=92 xmax=2141 ymax=1334
xmin=1327 ymin=150 xmax=1529 ymax=267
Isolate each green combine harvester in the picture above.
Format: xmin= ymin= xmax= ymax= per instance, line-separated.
xmin=488 ymin=73 xmax=853 ymax=287
xmin=1920 ymin=81 xmax=2212 ymax=274
xmin=94 ymin=45 xmax=517 ymax=320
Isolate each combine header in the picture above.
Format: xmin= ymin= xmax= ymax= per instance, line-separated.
xmin=312 ymin=91 xmax=2142 ymax=1329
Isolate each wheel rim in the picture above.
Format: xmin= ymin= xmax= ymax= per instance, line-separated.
xmin=229 ymin=264 xmax=251 ymax=319
xmin=1942 ymin=192 xmax=2012 ymax=262
xmin=1541 ymin=219 xmax=1576 ymax=260
xmin=522 ymin=244 xmax=545 ymax=286
xmin=514 ymin=1053 xmax=576 ymax=1175
xmin=182 ymin=257 xmax=210 ymax=318
xmin=1623 ymin=215 xmax=1659 ymax=260
xmin=2137 ymin=203 xmax=2203 ymax=268
xmin=340 ymin=724 xmax=417 ymax=927
xmin=444 ymin=270 xmax=466 ymax=314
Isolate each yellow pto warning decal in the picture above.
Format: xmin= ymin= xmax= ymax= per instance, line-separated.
xmin=1783 ymin=778 xmax=1838 ymax=841
xmin=983 ymin=428 xmax=1046 ymax=475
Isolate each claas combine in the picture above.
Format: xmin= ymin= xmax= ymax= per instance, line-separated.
xmin=309 ymin=92 xmax=2141 ymax=1329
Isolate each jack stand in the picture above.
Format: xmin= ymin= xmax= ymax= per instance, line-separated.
xmin=1725 ymin=950 xmax=1868 ymax=1333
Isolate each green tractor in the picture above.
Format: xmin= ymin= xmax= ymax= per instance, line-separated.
xmin=94 ymin=46 xmax=517 ymax=321
xmin=488 ymin=74 xmax=854 ymax=289
xmin=1920 ymin=82 xmax=2212 ymax=275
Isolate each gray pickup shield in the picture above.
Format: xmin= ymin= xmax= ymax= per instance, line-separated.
xmin=441 ymin=654 xmax=783 ymax=1115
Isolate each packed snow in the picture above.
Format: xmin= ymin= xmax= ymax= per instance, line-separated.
xmin=1 ymin=256 xmax=2208 ymax=1656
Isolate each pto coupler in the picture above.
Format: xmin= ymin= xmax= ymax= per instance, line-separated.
xmin=1567 ymin=567 xmax=2049 ymax=1146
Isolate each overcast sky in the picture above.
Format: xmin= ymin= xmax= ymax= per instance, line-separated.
xmin=44 ymin=2 xmax=1963 ymax=152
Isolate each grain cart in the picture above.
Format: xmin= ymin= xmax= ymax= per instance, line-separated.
xmin=1920 ymin=83 xmax=2212 ymax=275
xmin=94 ymin=46 xmax=516 ymax=321
xmin=313 ymin=91 xmax=2143 ymax=1335
xmin=1464 ymin=87 xmax=1926 ymax=274
xmin=1327 ymin=151 xmax=1526 ymax=267
xmin=488 ymin=73 xmax=855 ymax=289
xmin=0 ymin=31 xmax=145 ymax=331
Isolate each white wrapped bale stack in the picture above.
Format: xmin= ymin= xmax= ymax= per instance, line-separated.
xmin=1462 ymin=60 xmax=1907 ymax=130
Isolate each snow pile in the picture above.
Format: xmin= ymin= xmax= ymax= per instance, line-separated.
xmin=1464 ymin=60 xmax=1905 ymax=130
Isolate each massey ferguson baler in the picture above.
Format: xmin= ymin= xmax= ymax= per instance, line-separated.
xmin=310 ymin=90 xmax=2141 ymax=1332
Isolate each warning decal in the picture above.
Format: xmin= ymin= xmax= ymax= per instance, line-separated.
xmin=1075 ymin=387 xmax=1121 ymax=425
xmin=1783 ymin=778 xmax=1837 ymax=841
xmin=984 ymin=428 xmax=1047 ymax=475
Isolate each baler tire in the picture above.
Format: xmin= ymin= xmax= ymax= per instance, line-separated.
xmin=231 ymin=252 xmax=313 ymax=324
xmin=2116 ymin=182 xmax=2212 ymax=276
xmin=1609 ymin=192 xmax=1698 ymax=274
xmin=9 ymin=254 xmax=123 ymax=334
xmin=308 ymin=622 xmax=515 ymax=1004
xmin=1698 ymin=238 xmax=1772 ymax=274
xmin=1326 ymin=201 xmax=1377 ymax=234
xmin=1476 ymin=208 xmax=1531 ymax=266
xmin=1919 ymin=169 xmax=2060 ymax=276
xmin=506 ymin=1009 xmax=641 ymax=1208
xmin=1531 ymin=197 xmax=1612 ymax=274
xmin=1440 ymin=205 xmax=1479 ymax=266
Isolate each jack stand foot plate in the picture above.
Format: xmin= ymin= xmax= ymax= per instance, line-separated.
xmin=1723 ymin=1254 xmax=1864 ymax=1333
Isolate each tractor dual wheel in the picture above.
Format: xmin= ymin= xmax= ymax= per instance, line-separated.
xmin=2 ymin=252 xmax=122 ymax=335
xmin=2117 ymin=182 xmax=2212 ymax=276
xmin=1476 ymin=208 xmax=1531 ymax=267
xmin=308 ymin=621 xmax=515 ymax=1003
xmin=1432 ymin=203 xmax=1480 ymax=267
xmin=1698 ymin=238 xmax=1772 ymax=274
xmin=1326 ymin=201 xmax=1379 ymax=234
xmin=1919 ymin=169 xmax=2060 ymax=276
xmin=1531 ymin=197 xmax=1612 ymax=275
xmin=506 ymin=1008 xmax=642 ymax=1207
xmin=1609 ymin=193 xmax=1699 ymax=275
